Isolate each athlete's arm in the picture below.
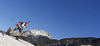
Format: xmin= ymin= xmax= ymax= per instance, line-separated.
xmin=16 ymin=21 xmax=23 ymax=26
xmin=18 ymin=21 xmax=23 ymax=24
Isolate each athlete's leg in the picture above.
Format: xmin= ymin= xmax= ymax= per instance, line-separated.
xmin=18 ymin=28 xmax=22 ymax=37
xmin=9 ymin=27 xmax=18 ymax=32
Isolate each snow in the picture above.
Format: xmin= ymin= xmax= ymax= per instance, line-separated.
xmin=0 ymin=33 xmax=34 ymax=46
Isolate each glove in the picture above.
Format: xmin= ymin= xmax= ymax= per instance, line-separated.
xmin=16 ymin=24 xmax=18 ymax=26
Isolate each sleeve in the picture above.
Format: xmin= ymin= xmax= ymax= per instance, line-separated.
xmin=19 ymin=21 xmax=23 ymax=23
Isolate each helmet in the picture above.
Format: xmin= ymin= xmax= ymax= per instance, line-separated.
xmin=25 ymin=21 xmax=30 ymax=26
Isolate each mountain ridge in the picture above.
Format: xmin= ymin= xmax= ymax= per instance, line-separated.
xmin=0 ymin=30 xmax=100 ymax=46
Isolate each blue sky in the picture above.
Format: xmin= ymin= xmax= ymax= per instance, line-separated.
xmin=0 ymin=0 xmax=100 ymax=40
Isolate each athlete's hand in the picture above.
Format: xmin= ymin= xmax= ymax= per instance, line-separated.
xmin=16 ymin=24 xmax=18 ymax=26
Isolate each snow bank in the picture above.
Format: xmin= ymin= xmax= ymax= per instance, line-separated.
xmin=0 ymin=33 xmax=34 ymax=46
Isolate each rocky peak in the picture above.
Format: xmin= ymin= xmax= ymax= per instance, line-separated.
xmin=22 ymin=29 xmax=53 ymax=39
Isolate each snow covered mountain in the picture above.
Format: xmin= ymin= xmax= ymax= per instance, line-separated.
xmin=10 ymin=29 xmax=53 ymax=39
xmin=21 ymin=29 xmax=53 ymax=39
xmin=1 ymin=30 xmax=100 ymax=46
xmin=0 ymin=33 xmax=34 ymax=46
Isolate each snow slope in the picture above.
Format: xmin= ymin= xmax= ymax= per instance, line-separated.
xmin=0 ymin=33 xmax=34 ymax=46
